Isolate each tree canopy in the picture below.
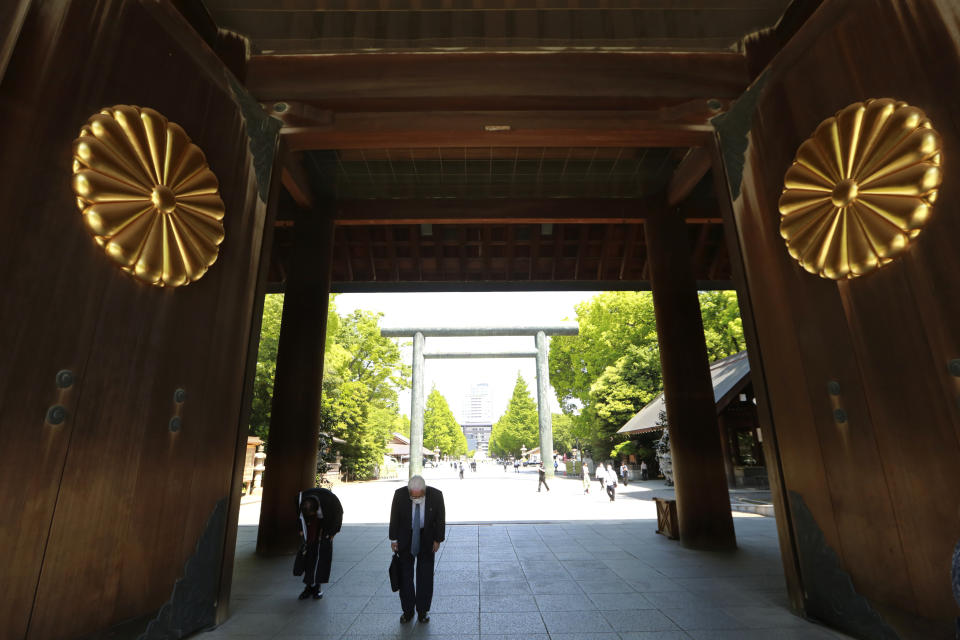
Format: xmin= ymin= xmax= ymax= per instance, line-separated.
xmin=249 ymin=294 xmax=284 ymax=441
xmin=250 ymin=295 xmax=410 ymax=481
xmin=488 ymin=373 xmax=540 ymax=458
xmin=321 ymin=308 xmax=409 ymax=479
xmin=549 ymin=290 xmax=743 ymax=460
xmin=423 ymin=387 xmax=468 ymax=457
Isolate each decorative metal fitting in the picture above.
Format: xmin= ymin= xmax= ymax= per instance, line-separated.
xmin=56 ymin=370 xmax=75 ymax=389
xmin=169 ymin=416 xmax=182 ymax=432
xmin=273 ymin=102 xmax=288 ymax=113
xmin=833 ymin=408 xmax=848 ymax=424
xmin=47 ymin=405 xmax=68 ymax=425
xmin=173 ymin=388 xmax=187 ymax=403
xmin=827 ymin=380 xmax=841 ymax=396
xmin=72 ymin=105 xmax=225 ymax=287
xmin=707 ymin=99 xmax=723 ymax=111
xmin=778 ymin=98 xmax=942 ymax=279
xmin=948 ymin=359 xmax=960 ymax=377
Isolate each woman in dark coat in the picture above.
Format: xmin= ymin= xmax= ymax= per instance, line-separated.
xmin=296 ymin=487 xmax=343 ymax=599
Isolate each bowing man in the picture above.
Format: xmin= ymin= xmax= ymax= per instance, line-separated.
xmin=389 ymin=474 xmax=445 ymax=624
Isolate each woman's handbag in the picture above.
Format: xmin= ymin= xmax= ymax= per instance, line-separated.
xmin=389 ymin=552 xmax=402 ymax=592
xmin=293 ymin=542 xmax=307 ymax=576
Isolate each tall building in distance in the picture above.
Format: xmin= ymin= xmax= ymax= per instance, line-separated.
xmin=461 ymin=383 xmax=493 ymax=456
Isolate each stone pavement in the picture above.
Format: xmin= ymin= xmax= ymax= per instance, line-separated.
xmin=208 ymin=464 xmax=851 ymax=640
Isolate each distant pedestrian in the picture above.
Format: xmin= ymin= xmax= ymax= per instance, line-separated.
xmin=458 ymin=462 xmax=464 ymax=480
xmin=596 ymin=461 xmax=606 ymax=492
xmin=554 ymin=458 xmax=558 ymax=473
xmin=581 ymin=462 xmax=591 ymax=494
xmin=605 ymin=463 xmax=617 ymax=501
xmin=640 ymin=460 xmax=649 ymax=481
xmin=514 ymin=460 xmax=520 ymax=473
xmin=537 ymin=462 xmax=550 ymax=492
xmin=619 ymin=461 xmax=629 ymax=486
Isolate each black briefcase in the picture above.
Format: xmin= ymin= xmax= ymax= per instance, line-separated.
xmin=389 ymin=553 xmax=402 ymax=592
xmin=293 ymin=543 xmax=307 ymax=576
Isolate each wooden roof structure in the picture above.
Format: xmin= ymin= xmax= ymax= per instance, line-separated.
xmin=194 ymin=0 xmax=803 ymax=293
xmin=617 ymin=350 xmax=751 ymax=434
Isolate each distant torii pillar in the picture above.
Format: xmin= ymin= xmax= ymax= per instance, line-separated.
xmin=381 ymin=325 xmax=578 ymax=478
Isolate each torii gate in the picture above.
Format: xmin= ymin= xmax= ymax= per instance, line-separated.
xmin=381 ymin=324 xmax=579 ymax=478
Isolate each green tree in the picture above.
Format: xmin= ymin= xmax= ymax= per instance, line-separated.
xmin=551 ymin=412 xmax=575 ymax=454
xmin=249 ymin=294 xmax=284 ymax=440
xmin=698 ymin=291 xmax=744 ymax=360
xmin=320 ymin=308 xmax=409 ymax=480
xmin=489 ymin=373 xmax=539 ymax=458
xmin=549 ymin=290 xmax=744 ymax=459
xmin=424 ymin=388 xmax=467 ymax=457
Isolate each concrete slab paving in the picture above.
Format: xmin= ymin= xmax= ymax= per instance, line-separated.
xmin=200 ymin=463 xmax=853 ymax=640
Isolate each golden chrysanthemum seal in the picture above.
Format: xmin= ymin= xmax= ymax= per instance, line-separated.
xmin=778 ymin=98 xmax=942 ymax=279
xmin=72 ymin=105 xmax=225 ymax=287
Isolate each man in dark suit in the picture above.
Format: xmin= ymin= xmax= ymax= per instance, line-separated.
xmin=296 ymin=487 xmax=343 ymax=600
xmin=389 ymin=474 xmax=445 ymax=623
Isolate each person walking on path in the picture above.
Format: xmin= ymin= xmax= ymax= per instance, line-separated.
xmin=619 ymin=461 xmax=629 ymax=487
xmin=458 ymin=462 xmax=464 ymax=480
xmin=537 ymin=462 xmax=550 ymax=492
xmin=581 ymin=462 xmax=591 ymax=494
xmin=605 ymin=463 xmax=618 ymax=501
xmin=596 ymin=461 xmax=606 ymax=492
xmin=389 ymin=475 xmax=446 ymax=624
xmin=514 ymin=459 xmax=520 ymax=473
xmin=640 ymin=460 xmax=649 ymax=481
xmin=295 ymin=487 xmax=343 ymax=600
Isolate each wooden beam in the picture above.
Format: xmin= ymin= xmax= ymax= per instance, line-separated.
xmin=247 ymin=52 xmax=749 ymax=110
xmin=529 ymin=225 xmax=541 ymax=281
xmin=552 ymin=224 xmax=564 ymax=281
xmin=482 ymin=225 xmax=492 ymax=281
xmin=283 ymin=111 xmax=715 ymax=150
xmin=619 ymin=224 xmax=638 ymax=281
xmin=667 ymin=147 xmax=713 ymax=206
xmin=281 ymin=153 xmax=314 ymax=209
xmin=331 ymin=198 xmax=722 ymax=226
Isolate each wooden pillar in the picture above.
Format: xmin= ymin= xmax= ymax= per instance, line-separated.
xmin=717 ymin=413 xmax=737 ymax=487
xmin=256 ymin=201 xmax=335 ymax=555
xmin=645 ymin=206 xmax=736 ymax=551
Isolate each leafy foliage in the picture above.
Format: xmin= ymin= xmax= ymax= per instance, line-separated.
xmin=551 ymin=412 xmax=575 ymax=454
xmin=249 ymin=294 xmax=284 ymax=440
xmin=320 ymin=309 xmax=409 ymax=480
xmin=424 ymin=387 xmax=468 ymax=457
xmin=489 ymin=373 xmax=540 ymax=458
xmin=249 ymin=295 xmax=410 ymax=482
xmin=549 ymin=291 xmax=743 ymax=460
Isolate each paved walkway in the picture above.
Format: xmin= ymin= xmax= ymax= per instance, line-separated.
xmin=207 ymin=464 xmax=851 ymax=640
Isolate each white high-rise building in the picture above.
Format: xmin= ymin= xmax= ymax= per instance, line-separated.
xmin=461 ymin=383 xmax=493 ymax=455
xmin=463 ymin=383 xmax=492 ymax=424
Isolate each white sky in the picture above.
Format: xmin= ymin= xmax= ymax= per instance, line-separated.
xmin=332 ymin=291 xmax=602 ymax=424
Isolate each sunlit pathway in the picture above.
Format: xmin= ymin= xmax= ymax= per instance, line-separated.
xmin=208 ymin=467 xmax=852 ymax=639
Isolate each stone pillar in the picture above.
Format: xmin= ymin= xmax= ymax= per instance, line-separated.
xmin=409 ymin=331 xmax=425 ymax=478
xmin=257 ymin=205 xmax=334 ymax=556
xmin=535 ymin=331 xmax=555 ymax=478
xmin=645 ymin=207 xmax=736 ymax=551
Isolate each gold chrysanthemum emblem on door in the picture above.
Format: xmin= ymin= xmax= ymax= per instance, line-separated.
xmin=778 ymin=99 xmax=941 ymax=279
xmin=72 ymin=105 xmax=225 ymax=287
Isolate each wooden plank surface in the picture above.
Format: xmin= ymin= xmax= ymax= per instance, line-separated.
xmin=247 ymin=51 xmax=749 ymax=108
xmin=732 ymin=0 xmax=960 ymax=629
xmin=0 ymin=1 xmax=270 ymax=637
